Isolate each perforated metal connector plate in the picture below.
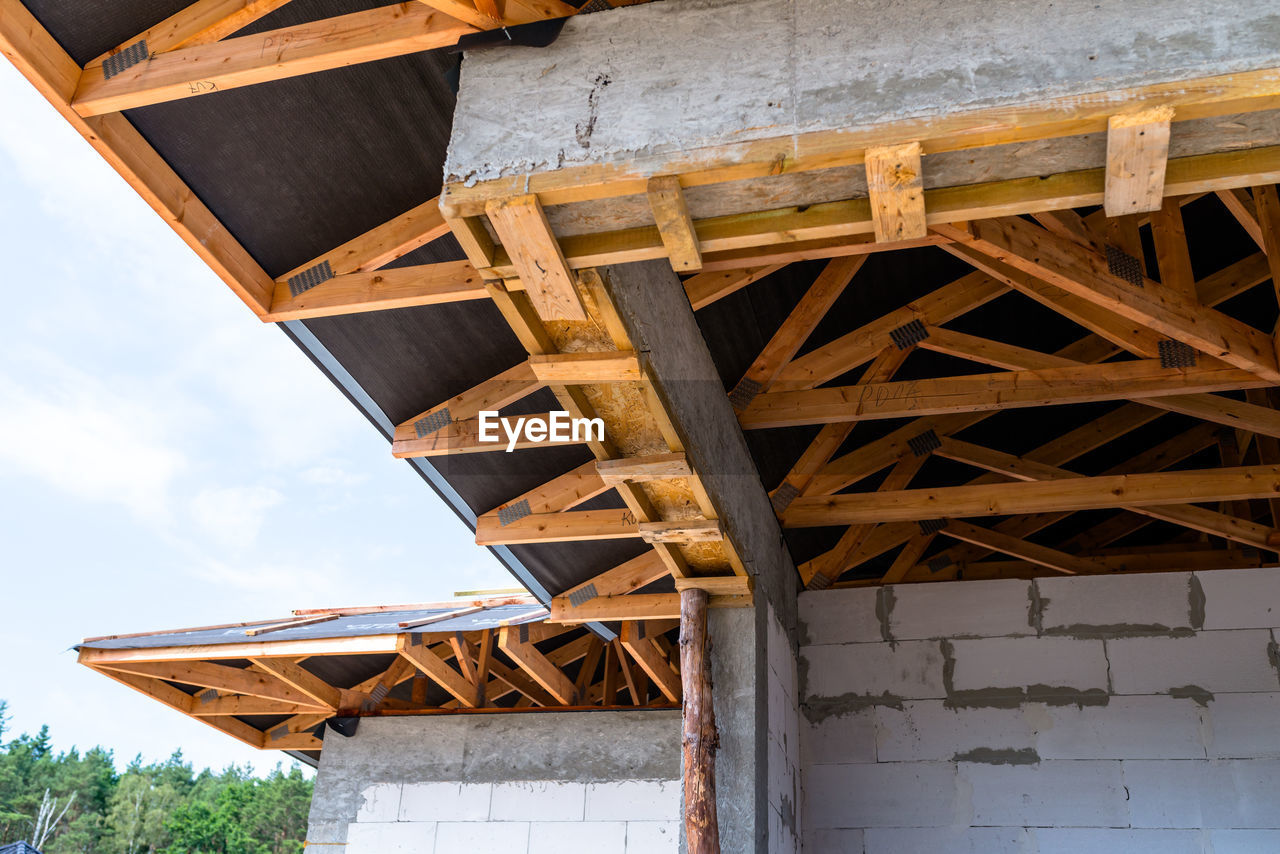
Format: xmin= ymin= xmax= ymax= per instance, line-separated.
xmin=889 ymin=318 xmax=929 ymax=350
xmin=103 ymin=40 xmax=149 ymax=80
xmin=498 ymin=499 xmax=532 ymax=527
xmin=1105 ymin=245 xmax=1145 ymax=287
xmin=1158 ymin=339 xmax=1198 ymax=369
xmin=414 ymin=407 xmax=452 ymax=438
xmin=771 ymin=482 xmax=800 ymax=514
xmin=568 ymin=582 xmax=598 ymax=607
xmin=917 ymin=518 xmax=946 ymax=535
xmin=806 ymin=571 xmax=832 ymax=591
xmin=578 ymin=0 xmax=614 ymax=12
xmin=287 ymin=260 xmax=334 ymax=297
xmin=729 ymin=377 xmax=762 ymax=410
xmin=927 ymin=556 xmax=951 ymax=575
xmin=907 ymin=428 xmax=941 ymax=457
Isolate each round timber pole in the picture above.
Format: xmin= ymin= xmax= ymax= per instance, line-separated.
xmin=679 ymin=586 xmax=720 ymax=853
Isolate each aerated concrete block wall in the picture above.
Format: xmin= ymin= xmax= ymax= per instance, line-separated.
xmin=305 ymin=711 xmax=680 ymax=853
xmin=799 ymin=568 xmax=1280 ymax=853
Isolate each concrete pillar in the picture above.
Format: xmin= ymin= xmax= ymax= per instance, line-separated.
xmin=602 ymin=261 xmax=801 ymax=853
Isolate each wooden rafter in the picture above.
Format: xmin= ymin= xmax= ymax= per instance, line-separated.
xmin=90 ymin=0 xmax=296 ymax=65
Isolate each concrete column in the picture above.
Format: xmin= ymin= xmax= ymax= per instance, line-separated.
xmin=601 ymin=260 xmax=801 ymax=853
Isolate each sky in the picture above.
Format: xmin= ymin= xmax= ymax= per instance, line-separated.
xmin=0 ymin=59 xmax=516 ymax=774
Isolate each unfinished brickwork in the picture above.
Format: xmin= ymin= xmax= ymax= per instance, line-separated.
xmin=305 ymin=711 xmax=680 ymax=853
xmin=800 ymin=568 xmax=1280 ymax=853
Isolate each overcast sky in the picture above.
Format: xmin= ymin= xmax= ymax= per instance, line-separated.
xmin=0 ymin=59 xmax=515 ymax=773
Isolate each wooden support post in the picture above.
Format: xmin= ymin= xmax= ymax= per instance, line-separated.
xmin=680 ymin=588 xmax=719 ymax=854
xmin=485 ymin=195 xmax=587 ymax=321
xmin=648 ymin=175 xmax=703 ymax=272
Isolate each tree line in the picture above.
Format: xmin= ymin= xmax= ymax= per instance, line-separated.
xmin=0 ymin=701 xmax=311 ymax=853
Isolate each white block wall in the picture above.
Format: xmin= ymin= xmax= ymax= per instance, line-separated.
xmin=306 ymin=711 xmax=680 ymax=853
xmin=768 ymin=603 xmax=802 ymax=854
xmin=343 ymin=779 xmax=679 ymax=853
xmin=798 ymin=568 xmax=1280 ymax=853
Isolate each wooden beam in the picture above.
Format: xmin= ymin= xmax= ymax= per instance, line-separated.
xmin=959 ymin=217 xmax=1280 ymax=383
xmin=72 ymin=5 xmax=476 ymax=116
xmin=527 ymin=351 xmax=643 ymax=383
xmin=94 ymin=660 xmax=324 ymax=706
xmin=782 ymin=465 xmax=1280 ymax=527
xmin=280 ymin=197 xmax=452 ymax=282
xmin=864 ymin=141 xmax=926 ymax=242
xmin=476 ymin=508 xmax=640 ymax=545
xmin=265 ymin=260 xmax=486 ymax=321
xmin=554 ymin=552 xmax=672 ymax=619
xmin=596 ymin=453 xmax=691 ymax=485
xmin=941 ymin=520 xmax=1104 ymax=575
xmin=91 ymin=0 xmax=295 ymax=64
xmin=683 ymin=265 xmax=785 ymax=311
xmin=620 ymin=621 xmax=680 ymax=702
xmin=733 ymin=256 xmax=864 ymax=409
xmin=486 ymin=195 xmax=586 ymax=321
xmin=639 ymin=520 xmax=723 ymax=544
xmin=188 ymin=694 xmax=321 ymax=717
xmin=1104 ymin=107 xmax=1174 ymax=216
xmin=393 ymin=362 xmax=542 ymax=443
xmin=248 ymin=658 xmax=341 ymax=709
xmin=484 ymin=461 xmax=609 ymax=518
xmin=647 ymin=176 xmax=702 ymax=271
xmin=739 ymin=359 xmax=1267 ymax=429
xmin=391 ymin=412 xmax=584 ymax=458
xmin=1149 ymin=197 xmax=1197 ymax=299
xmin=1255 ymin=185 xmax=1280 ymax=330
xmin=1218 ymin=188 xmax=1266 ymax=252
xmin=551 ymin=593 xmax=680 ymax=623
xmin=397 ymin=636 xmax=477 ymax=708
xmin=498 ymin=626 xmax=578 ymax=705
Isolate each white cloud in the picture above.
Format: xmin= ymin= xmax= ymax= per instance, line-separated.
xmin=300 ymin=464 xmax=369 ymax=486
xmin=0 ymin=371 xmax=186 ymax=521
xmin=189 ymin=484 xmax=284 ymax=550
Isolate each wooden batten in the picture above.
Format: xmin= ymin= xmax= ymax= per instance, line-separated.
xmin=647 ymin=175 xmax=703 ymax=271
xmin=485 ymin=195 xmax=587 ymax=320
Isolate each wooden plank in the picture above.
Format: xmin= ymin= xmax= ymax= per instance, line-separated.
xmin=94 ymin=660 xmax=323 ymax=706
xmin=672 ymin=575 xmax=753 ymax=597
xmin=279 ymin=197 xmax=451 ymax=281
xmin=773 ymin=271 xmax=1007 ymax=390
xmin=393 ymin=362 xmax=542 ymax=443
xmin=639 ymin=520 xmax=723 ymax=544
xmin=527 ymin=351 xmax=643 ymax=383
xmin=265 ymin=260 xmax=486 ymax=321
xmin=416 ymin=0 xmax=502 ymax=27
xmin=1255 ymin=185 xmax=1280 ymax=321
xmin=1104 ymin=107 xmax=1175 ymax=216
xmin=476 ymin=508 xmax=640 ymax=545
xmin=242 ymin=614 xmax=338 ymax=636
xmin=740 ymin=360 xmax=1267 ymax=429
xmin=1149 ymin=197 xmax=1197 ymax=299
xmin=498 ymin=626 xmax=578 ymax=705
xmin=1218 ymin=188 xmax=1267 ymax=252
xmin=391 ymin=411 xmax=582 ymax=457
xmin=773 ymin=348 xmax=910 ymax=511
xmin=91 ymin=0 xmax=294 ymax=64
xmin=397 ymin=605 xmax=485 ymax=629
xmin=248 ymin=658 xmax=342 ymax=709
xmin=486 ymin=195 xmax=586 ymax=320
xmin=879 ymin=532 xmax=936 ymax=584
xmin=782 ymin=465 xmax=1280 ymax=527
xmin=620 ymin=621 xmax=680 ymax=702
xmin=733 ymin=256 xmax=864 ymax=408
xmin=941 ymin=520 xmax=1104 ymax=575
xmin=647 ymin=175 xmax=702 ymax=271
xmin=484 ymin=461 xmax=609 ymax=518
xmin=597 ymin=453 xmax=692 ymax=485
xmin=188 ymin=695 xmax=321 ymax=717
xmin=865 ymin=141 xmax=926 ymax=241
xmin=557 ymin=551 xmax=672 ymax=610
xmin=397 ymin=637 xmax=477 ymax=708
xmin=684 ymin=265 xmax=785 ymax=310
xmin=551 ymin=593 xmax=681 ymax=623
xmin=72 ymin=4 xmax=477 ymax=116
xmin=960 ymin=217 xmax=1280 ymax=383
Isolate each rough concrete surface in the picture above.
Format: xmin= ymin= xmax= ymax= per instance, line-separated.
xmin=448 ymin=0 xmax=1280 ymax=182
